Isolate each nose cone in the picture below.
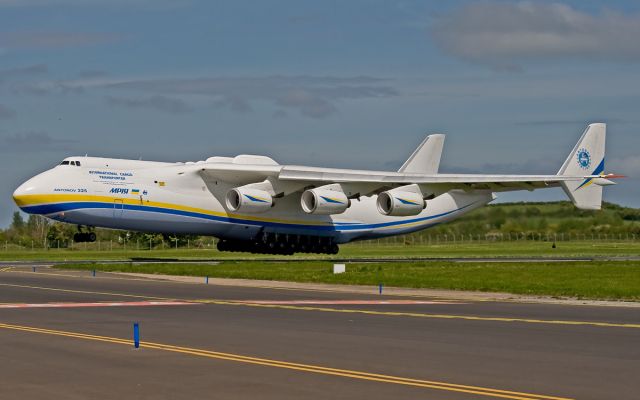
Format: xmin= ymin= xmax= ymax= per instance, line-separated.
xmin=12 ymin=180 xmax=36 ymax=209
xmin=13 ymin=168 xmax=58 ymax=213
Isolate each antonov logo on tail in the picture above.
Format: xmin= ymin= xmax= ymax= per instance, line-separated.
xmin=577 ymin=148 xmax=591 ymax=169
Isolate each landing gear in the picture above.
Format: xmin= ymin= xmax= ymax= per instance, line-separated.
xmin=73 ymin=226 xmax=96 ymax=243
xmin=216 ymin=233 xmax=339 ymax=255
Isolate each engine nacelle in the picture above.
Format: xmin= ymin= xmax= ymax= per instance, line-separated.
xmin=301 ymin=188 xmax=350 ymax=215
xmin=376 ymin=189 xmax=425 ymax=216
xmin=225 ymin=188 xmax=273 ymax=213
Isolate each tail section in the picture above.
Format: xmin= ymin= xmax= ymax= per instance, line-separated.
xmin=558 ymin=123 xmax=606 ymax=210
xmin=399 ymin=134 xmax=445 ymax=174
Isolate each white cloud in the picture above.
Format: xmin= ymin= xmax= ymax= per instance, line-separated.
xmin=431 ymin=2 xmax=640 ymax=70
xmin=14 ymin=75 xmax=398 ymax=118
xmin=100 ymin=76 xmax=397 ymax=119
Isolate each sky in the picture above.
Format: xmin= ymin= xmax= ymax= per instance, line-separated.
xmin=1 ymin=0 xmax=639 ymax=227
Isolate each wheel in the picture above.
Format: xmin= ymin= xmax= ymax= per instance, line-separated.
xmin=329 ymin=244 xmax=339 ymax=254
xmin=217 ymin=240 xmax=228 ymax=252
xmin=88 ymin=232 xmax=97 ymax=242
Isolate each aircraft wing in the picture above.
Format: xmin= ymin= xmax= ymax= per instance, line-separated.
xmin=197 ymin=162 xmax=613 ymax=193
xmin=277 ymin=166 xmax=614 ymax=192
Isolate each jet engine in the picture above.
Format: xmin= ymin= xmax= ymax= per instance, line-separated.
xmin=225 ymin=188 xmax=273 ymax=213
xmin=301 ymin=188 xmax=350 ymax=215
xmin=376 ymin=188 xmax=425 ymax=216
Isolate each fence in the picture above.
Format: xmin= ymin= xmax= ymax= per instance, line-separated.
xmin=1 ymin=237 xmax=220 ymax=252
xmin=1 ymin=232 xmax=638 ymax=252
xmin=369 ymin=232 xmax=638 ymax=246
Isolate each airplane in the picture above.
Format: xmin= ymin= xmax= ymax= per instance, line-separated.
xmin=12 ymin=123 xmax=621 ymax=255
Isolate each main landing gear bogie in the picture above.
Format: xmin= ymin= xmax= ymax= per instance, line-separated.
xmin=73 ymin=226 xmax=96 ymax=243
xmin=217 ymin=233 xmax=339 ymax=255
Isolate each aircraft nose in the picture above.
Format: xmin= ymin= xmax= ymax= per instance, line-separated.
xmin=12 ymin=179 xmax=36 ymax=208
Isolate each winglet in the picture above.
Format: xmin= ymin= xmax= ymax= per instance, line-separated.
xmin=398 ymin=134 xmax=445 ymax=174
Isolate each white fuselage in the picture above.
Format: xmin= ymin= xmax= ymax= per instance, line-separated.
xmin=13 ymin=156 xmax=494 ymax=244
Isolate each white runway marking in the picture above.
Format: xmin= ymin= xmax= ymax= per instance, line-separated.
xmin=236 ymin=300 xmax=465 ymax=305
xmin=0 ymin=301 xmax=197 ymax=309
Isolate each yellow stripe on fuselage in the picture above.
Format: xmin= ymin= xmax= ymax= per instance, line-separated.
xmin=13 ymin=193 xmax=443 ymax=231
xmin=13 ymin=193 xmax=340 ymax=226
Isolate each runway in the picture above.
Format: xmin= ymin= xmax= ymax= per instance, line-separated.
xmin=0 ymin=265 xmax=638 ymax=399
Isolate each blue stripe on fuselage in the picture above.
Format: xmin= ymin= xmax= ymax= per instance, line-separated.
xmin=20 ymin=201 xmax=476 ymax=231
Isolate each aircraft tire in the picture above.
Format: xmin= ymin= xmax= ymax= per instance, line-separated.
xmin=217 ymin=240 xmax=228 ymax=252
xmin=330 ymin=244 xmax=339 ymax=254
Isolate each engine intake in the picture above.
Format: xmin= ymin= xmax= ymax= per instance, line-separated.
xmin=377 ymin=190 xmax=425 ymax=216
xmin=226 ymin=188 xmax=273 ymax=213
xmin=301 ymin=188 xmax=349 ymax=215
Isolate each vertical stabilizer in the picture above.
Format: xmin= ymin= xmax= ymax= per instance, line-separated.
xmin=558 ymin=123 xmax=606 ymax=210
xmin=399 ymin=134 xmax=445 ymax=174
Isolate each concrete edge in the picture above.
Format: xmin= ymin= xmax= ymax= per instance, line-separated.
xmin=111 ymin=271 xmax=640 ymax=308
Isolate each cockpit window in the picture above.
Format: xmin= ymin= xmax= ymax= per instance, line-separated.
xmin=60 ymin=160 xmax=81 ymax=166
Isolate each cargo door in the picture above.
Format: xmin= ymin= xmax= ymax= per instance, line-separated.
xmin=113 ymin=199 xmax=124 ymax=218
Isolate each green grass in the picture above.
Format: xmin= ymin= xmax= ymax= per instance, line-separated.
xmin=56 ymin=260 xmax=640 ymax=301
xmin=2 ymin=240 xmax=640 ymax=261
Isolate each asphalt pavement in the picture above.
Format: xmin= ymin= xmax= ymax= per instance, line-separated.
xmin=0 ymin=265 xmax=638 ymax=400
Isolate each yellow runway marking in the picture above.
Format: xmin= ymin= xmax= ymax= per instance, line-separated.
xmin=5 ymin=268 xmax=173 ymax=283
xmin=197 ymin=300 xmax=640 ymax=329
xmin=0 ymin=282 xmax=171 ymax=301
xmin=1 ymin=282 xmax=639 ymax=329
xmin=0 ymin=267 xmax=13 ymax=272
xmin=0 ymin=321 xmax=571 ymax=400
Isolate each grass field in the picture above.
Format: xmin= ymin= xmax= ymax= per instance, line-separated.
xmin=1 ymin=240 xmax=640 ymax=261
xmin=11 ymin=240 xmax=640 ymax=300
xmin=56 ymin=259 xmax=640 ymax=301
